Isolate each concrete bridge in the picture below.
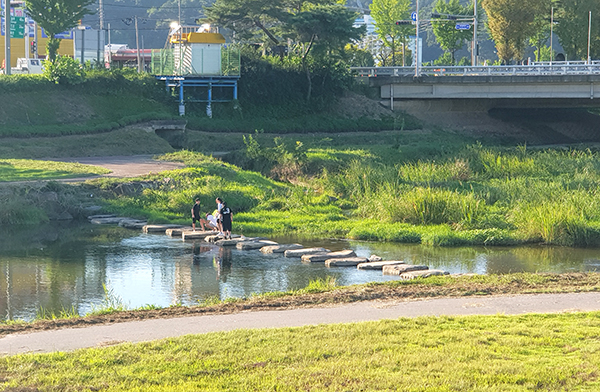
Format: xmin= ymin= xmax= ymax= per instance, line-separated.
xmin=352 ymin=62 xmax=600 ymax=110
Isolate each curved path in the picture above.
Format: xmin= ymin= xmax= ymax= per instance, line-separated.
xmin=54 ymin=155 xmax=185 ymax=179
xmin=2 ymin=292 xmax=600 ymax=356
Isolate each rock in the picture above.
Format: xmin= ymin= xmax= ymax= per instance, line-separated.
xmin=368 ymin=255 xmax=383 ymax=262
xmin=215 ymin=239 xmax=241 ymax=247
xmin=325 ymin=257 xmax=368 ymax=267
xmin=357 ymin=260 xmax=406 ymax=270
xmin=118 ymin=219 xmax=147 ymax=229
xmin=382 ymin=264 xmax=429 ymax=276
xmin=182 ymin=231 xmax=218 ymax=240
xmin=399 ymin=269 xmax=450 ymax=280
xmin=284 ymin=247 xmax=330 ymax=258
xmin=142 ymin=224 xmax=184 ymax=233
xmin=302 ymin=250 xmax=356 ymax=263
xmin=260 ymin=244 xmax=303 ymax=254
xmin=204 ymin=234 xmax=241 ymax=243
xmin=236 ymin=240 xmax=278 ymax=250
xmin=90 ymin=217 xmax=130 ymax=225
xmin=88 ymin=214 xmax=117 ymax=220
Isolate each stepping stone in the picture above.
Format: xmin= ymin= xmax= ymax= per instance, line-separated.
xmin=302 ymin=250 xmax=356 ymax=263
xmin=236 ymin=240 xmax=278 ymax=250
xmin=182 ymin=231 xmax=216 ymax=240
xmin=382 ymin=264 xmax=429 ymax=276
xmin=90 ymin=217 xmax=130 ymax=225
xmin=119 ymin=219 xmax=148 ymax=230
xmin=325 ymin=257 xmax=368 ymax=267
xmin=399 ymin=269 xmax=450 ymax=280
xmin=88 ymin=214 xmax=117 ymax=220
xmin=284 ymin=247 xmax=330 ymax=258
xmin=215 ymin=239 xmax=241 ymax=247
xmin=368 ymin=255 xmax=383 ymax=262
xmin=143 ymin=224 xmax=184 ymax=233
xmin=260 ymin=244 xmax=303 ymax=254
xmin=204 ymin=234 xmax=241 ymax=243
xmin=357 ymin=260 xmax=406 ymax=270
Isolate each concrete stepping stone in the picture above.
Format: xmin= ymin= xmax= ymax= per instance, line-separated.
xmin=284 ymin=247 xmax=330 ymax=258
xmin=118 ymin=219 xmax=148 ymax=229
xmin=143 ymin=224 xmax=184 ymax=233
xmin=260 ymin=244 xmax=303 ymax=254
xmin=88 ymin=214 xmax=117 ymax=220
xmin=204 ymin=234 xmax=241 ymax=243
xmin=90 ymin=217 xmax=130 ymax=225
xmin=399 ymin=269 xmax=450 ymax=280
xmin=302 ymin=250 xmax=356 ymax=263
xmin=236 ymin=240 xmax=279 ymax=250
xmin=179 ymin=230 xmax=215 ymax=239
xmin=215 ymin=239 xmax=242 ymax=247
xmin=325 ymin=257 xmax=368 ymax=267
xmin=382 ymin=264 xmax=429 ymax=276
xmin=357 ymin=260 xmax=406 ymax=270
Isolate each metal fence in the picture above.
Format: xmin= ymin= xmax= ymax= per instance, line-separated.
xmin=352 ymin=62 xmax=600 ymax=77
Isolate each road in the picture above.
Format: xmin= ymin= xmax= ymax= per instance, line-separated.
xmin=2 ymin=292 xmax=600 ymax=356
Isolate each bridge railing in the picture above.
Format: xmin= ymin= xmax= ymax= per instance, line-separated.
xmin=351 ymin=63 xmax=600 ymax=77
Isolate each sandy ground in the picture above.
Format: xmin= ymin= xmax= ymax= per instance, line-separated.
xmin=2 ymin=292 xmax=600 ymax=355
xmin=53 ymin=155 xmax=185 ymax=179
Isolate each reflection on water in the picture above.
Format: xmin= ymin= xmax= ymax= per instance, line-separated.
xmin=2 ymin=223 xmax=600 ymax=321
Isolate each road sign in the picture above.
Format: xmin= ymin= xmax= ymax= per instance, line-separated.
xmin=411 ymin=12 xmax=417 ymax=21
xmin=455 ymin=23 xmax=471 ymax=30
xmin=1 ymin=15 xmax=24 ymax=38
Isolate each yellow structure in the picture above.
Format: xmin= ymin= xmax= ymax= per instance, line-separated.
xmin=0 ymin=25 xmax=74 ymax=67
xmin=170 ymin=32 xmax=226 ymax=45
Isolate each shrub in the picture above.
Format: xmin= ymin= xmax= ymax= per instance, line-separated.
xmin=43 ymin=56 xmax=85 ymax=85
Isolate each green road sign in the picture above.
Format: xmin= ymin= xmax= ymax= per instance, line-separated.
xmin=11 ymin=16 xmax=25 ymax=38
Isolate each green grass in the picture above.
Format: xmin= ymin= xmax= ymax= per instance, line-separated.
xmin=0 ymin=159 xmax=110 ymax=181
xmin=2 ymin=312 xmax=600 ymax=390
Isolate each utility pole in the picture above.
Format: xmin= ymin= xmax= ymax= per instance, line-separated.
xmin=415 ymin=0 xmax=419 ymax=77
xmin=4 ymin=0 xmax=11 ymax=74
xmin=472 ymin=0 xmax=478 ymax=66
xmin=98 ymin=0 xmax=103 ymax=66
xmin=588 ymin=11 xmax=592 ymax=65
xmin=135 ymin=15 xmax=141 ymax=72
xmin=550 ymin=7 xmax=554 ymax=63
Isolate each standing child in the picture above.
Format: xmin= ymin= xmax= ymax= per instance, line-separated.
xmin=215 ymin=197 xmax=224 ymax=235
xmin=191 ymin=199 xmax=201 ymax=232
xmin=220 ymin=201 xmax=233 ymax=239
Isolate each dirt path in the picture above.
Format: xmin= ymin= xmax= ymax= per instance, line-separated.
xmin=51 ymin=155 xmax=184 ymax=179
xmin=2 ymin=292 xmax=600 ymax=355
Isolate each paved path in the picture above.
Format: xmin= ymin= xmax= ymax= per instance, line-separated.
xmin=53 ymin=155 xmax=184 ymax=179
xmin=2 ymin=292 xmax=600 ymax=356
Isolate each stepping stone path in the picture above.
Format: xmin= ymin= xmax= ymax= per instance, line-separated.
xmin=87 ymin=215 xmax=451 ymax=280
xmin=284 ymin=247 xmax=330 ymax=258
xmin=260 ymin=244 xmax=303 ymax=254
xmin=382 ymin=264 xmax=429 ymax=276
xmin=357 ymin=260 xmax=406 ymax=270
xmin=325 ymin=257 xmax=368 ymax=267
xmin=302 ymin=250 xmax=357 ymax=263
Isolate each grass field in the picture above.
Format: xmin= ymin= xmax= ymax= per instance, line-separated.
xmin=0 ymin=159 xmax=110 ymax=181
xmin=1 ymin=312 xmax=599 ymax=391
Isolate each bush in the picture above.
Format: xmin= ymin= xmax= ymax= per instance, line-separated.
xmin=43 ymin=56 xmax=85 ymax=85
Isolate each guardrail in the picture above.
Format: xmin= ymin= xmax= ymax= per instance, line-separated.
xmin=352 ymin=63 xmax=600 ymax=77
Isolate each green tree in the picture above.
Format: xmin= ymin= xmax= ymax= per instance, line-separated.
xmin=369 ymin=0 xmax=412 ymax=66
xmin=25 ymin=0 xmax=94 ymax=63
xmin=554 ymin=0 xmax=600 ymax=60
xmin=432 ymin=0 xmax=472 ymax=65
xmin=482 ymin=0 xmax=545 ymax=63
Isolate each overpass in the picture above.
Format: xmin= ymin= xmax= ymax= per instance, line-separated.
xmin=352 ymin=62 xmax=600 ymax=110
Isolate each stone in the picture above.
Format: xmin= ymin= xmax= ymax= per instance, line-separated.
xmin=204 ymin=234 xmax=241 ymax=243
xmin=90 ymin=217 xmax=130 ymax=225
xmin=301 ymin=250 xmax=356 ymax=263
xmin=357 ymin=260 xmax=406 ymax=270
xmin=118 ymin=219 xmax=147 ymax=229
xmin=236 ymin=240 xmax=279 ymax=250
xmin=182 ymin=231 xmax=218 ymax=240
xmin=284 ymin=247 xmax=330 ymax=258
xmin=368 ymin=254 xmax=383 ymax=262
xmin=260 ymin=244 xmax=303 ymax=254
xmin=399 ymin=269 xmax=450 ymax=280
xmin=88 ymin=214 xmax=117 ymax=220
xmin=382 ymin=264 xmax=429 ymax=276
xmin=325 ymin=257 xmax=369 ymax=267
xmin=215 ymin=239 xmax=240 ymax=247
xmin=142 ymin=224 xmax=184 ymax=233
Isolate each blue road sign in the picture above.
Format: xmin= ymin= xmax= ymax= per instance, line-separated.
xmin=455 ymin=23 xmax=471 ymax=30
xmin=411 ymin=12 xmax=417 ymax=21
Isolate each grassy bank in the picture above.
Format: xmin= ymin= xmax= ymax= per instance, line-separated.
xmin=2 ymin=310 xmax=600 ymax=390
xmin=0 ymin=159 xmax=110 ymax=181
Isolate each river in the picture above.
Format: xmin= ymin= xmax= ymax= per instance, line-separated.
xmin=2 ymin=222 xmax=600 ymax=321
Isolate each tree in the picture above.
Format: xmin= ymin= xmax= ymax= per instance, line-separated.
xmin=369 ymin=0 xmax=412 ymax=66
xmin=554 ymin=0 xmax=600 ymax=60
xmin=482 ymin=0 xmax=545 ymax=63
xmin=25 ymin=0 xmax=94 ymax=63
xmin=431 ymin=0 xmax=472 ymax=65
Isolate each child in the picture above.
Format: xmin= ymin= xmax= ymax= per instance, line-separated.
xmin=191 ymin=199 xmax=201 ymax=232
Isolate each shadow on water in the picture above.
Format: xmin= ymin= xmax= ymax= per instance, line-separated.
xmin=2 ymin=223 xmax=600 ymax=321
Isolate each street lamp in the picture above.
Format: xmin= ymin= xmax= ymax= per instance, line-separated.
xmin=77 ymin=25 xmax=87 ymax=65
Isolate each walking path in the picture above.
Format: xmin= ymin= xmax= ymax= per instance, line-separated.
xmin=53 ymin=155 xmax=185 ymax=180
xmin=2 ymin=292 xmax=600 ymax=356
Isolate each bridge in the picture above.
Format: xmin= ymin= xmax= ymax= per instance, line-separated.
xmin=352 ymin=62 xmax=600 ymax=111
